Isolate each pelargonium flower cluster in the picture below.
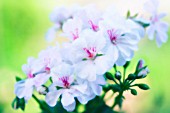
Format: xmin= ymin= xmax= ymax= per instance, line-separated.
xmin=14 ymin=0 xmax=169 ymax=112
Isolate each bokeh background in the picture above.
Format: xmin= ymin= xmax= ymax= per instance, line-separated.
xmin=0 ymin=0 xmax=170 ymax=113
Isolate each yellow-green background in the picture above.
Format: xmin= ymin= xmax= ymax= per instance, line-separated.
xmin=0 ymin=0 xmax=170 ymax=113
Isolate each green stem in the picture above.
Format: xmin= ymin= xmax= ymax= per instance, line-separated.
xmin=123 ymin=68 xmax=126 ymax=82
xmin=129 ymin=79 xmax=135 ymax=85
xmin=113 ymin=64 xmax=117 ymax=72
xmin=32 ymin=94 xmax=41 ymax=104
xmin=112 ymin=78 xmax=119 ymax=85
xmin=32 ymin=94 xmax=51 ymax=113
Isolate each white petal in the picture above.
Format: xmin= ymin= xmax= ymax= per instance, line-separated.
xmin=116 ymin=53 xmax=127 ymax=66
xmin=62 ymin=100 xmax=76 ymax=112
xmin=45 ymin=90 xmax=62 ymax=107
xmin=91 ymin=83 xmax=102 ymax=95
xmin=147 ymin=26 xmax=155 ymax=40
xmin=61 ymin=92 xmax=75 ymax=107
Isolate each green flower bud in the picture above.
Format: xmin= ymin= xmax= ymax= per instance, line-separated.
xmin=127 ymin=74 xmax=136 ymax=80
xmin=131 ymin=89 xmax=137 ymax=96
xmin=105 ymin=72 xmax=114 ymax=80
xmin=115 ymin=71 xmax=121 ymax=80
xmin=137 ymin=84 xmax=150 ymax=90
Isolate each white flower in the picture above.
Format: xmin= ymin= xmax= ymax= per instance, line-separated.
xmin=22 ymin=57 xmax=49 ymax=87
xmin=38 ymin=46 xmax=62 ymax=71
xmin=73 ymin=5 xmax=102 ymax=31
xmin=62 ymin=17 xmax=83 ymax=41
xmin=77 ymin=75 xmax=106 ymax=96
xmin=46 ymin=5 xmax=81 ymax=42
xmin=45 ymin=24 xmax=60 ymax=42
xmin=99 ymin=16 xmax=139 ymax=66
xmin=50 ymin=6 xmax=72 ymax=24
xmin=14 ymin=79 xmax=34 ymax=101
xmin=144 ymin=0 xmax=169 ymax=47
xmin=72 ymin=30 xmax=114 ymax=81
xmin=46 ymin=63 xmax=87 ymax=112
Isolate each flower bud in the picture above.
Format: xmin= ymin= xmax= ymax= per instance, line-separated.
xmin=36 ymin=86 xmax=48 ymax=95
xmin=137 ymin=84 xmax=150 ymax=90
xmin=131 ymin=89 xmax=137 ymax=96
xmin=115 ymin=71 xmax=121 ymax=80
xmin=105 ymin=72 xmax=114 ymax=80
xmin=137 ymin=67 xmax=149 ymax=79
xmin=136 ymin=59 xmax=145 ymax=71
xmin=127 ymin=74 xmax=136 ymax=80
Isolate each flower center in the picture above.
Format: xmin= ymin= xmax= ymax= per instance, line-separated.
xmin=45 ymin=67 xmax=51 ymax=74
xmin=107 ymin=29 xmax=118 ymax=45
xmin=151 ymin=15 xmax=159 ymax=23
xmin=83 ymin=47 xmax=97 ymax=59
xmin=71 ymin=28 xmax=79 ymax=40
xmin=88 ymin=20 xmax=99 ymax=31
xmin=59 ymin=76 xmax=70 ymax=88
xmin=28 ymin=71 xmax=34 ymax=78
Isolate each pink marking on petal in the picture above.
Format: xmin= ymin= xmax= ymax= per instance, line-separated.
xmin=107 ymin=29 xmax=118 ymax=45
xmin=28 ymin=71 xmax=34 ymax=78
xmin=45 ymin=67 xmax=51 ymax=74
xmin=88 ymin=20 xmax=99 ymax=32
xmin=59 ymin=76 xmax=70 ymax=88
xmin=71 ymin=28 xmax=79 ymax=40
xmin=151 ymin=15 xmax=159 ymax=23
xmin=83 ymin=47 xmax=97 ymax=59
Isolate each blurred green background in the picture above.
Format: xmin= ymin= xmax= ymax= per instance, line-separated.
xmin=0 ymin=0 xmax=170 ymax=113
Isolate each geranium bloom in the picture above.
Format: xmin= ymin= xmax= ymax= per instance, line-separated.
xmin=46 ymin=63 xmax=87 ymax=112
xmin=15 ymin=57 xmax=46 ymax=101
xmin=73 ymin=5 xmax=102 ymax=31
xmin=99 ymin=17 xmax=139 ymax=66
xmin=46 ymin=5 xmax=81 ymax=42
xmin=72 ymin=30 xmax=115 ymax=81
xmin=144 ymin=0 xmax=169 ymax=47
xmin=62 ymin=17 xmax=83 ymax=41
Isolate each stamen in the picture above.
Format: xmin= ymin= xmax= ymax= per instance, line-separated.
xmin=88 ymin=20 xmax=99 ymax=31
xmin=83 ymin=47 xmax=97 ymax=59
xmin=59 ymin=76 xmax=70 ymax=88
xmin=71 ymin=28 xmax=79 ymax=40
xmin=107 ymin=29 xmax=118 ymax=45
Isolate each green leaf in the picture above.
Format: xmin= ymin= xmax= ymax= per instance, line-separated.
xmin=135 ymin=20 xmax=150 ymax=28
xmin=126 ymin=10 xmax=131 ymax=18
xmin=15 ymin=76 xmax=22 ymax=81
xmin=12 ymin=97 xmax=25 ymax=111
xmin=131 ymin=89 xmax=137 ymax=96
xmin=96 ymin=53 xmax=103 ymax=57
xmin=82 ymin=58 xmax=87 ymax=61
xmin=137 ymin=84 xmax=150 ymax=90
